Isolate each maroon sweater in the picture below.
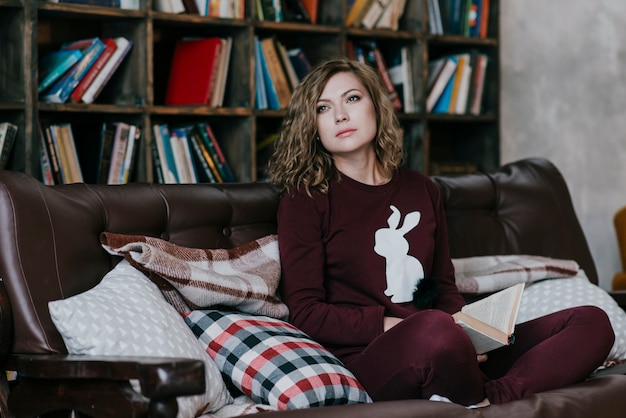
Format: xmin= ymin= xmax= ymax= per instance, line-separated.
xmin=277 ymin=168 xmax=466 ymax=362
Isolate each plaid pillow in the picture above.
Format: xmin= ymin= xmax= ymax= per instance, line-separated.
xmin=183 ymin=310 xmax=372 ymax=410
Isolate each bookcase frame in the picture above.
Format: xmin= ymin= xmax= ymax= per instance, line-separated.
xmin=0 ymin=0 xmax=500 ymax=182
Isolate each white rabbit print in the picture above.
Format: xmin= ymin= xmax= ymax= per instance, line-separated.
xmin=374 ymin=205 xmax=425 ymax=303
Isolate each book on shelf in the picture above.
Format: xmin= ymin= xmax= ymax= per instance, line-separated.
xmin=361 ymin=0 xmax=393 ymax=29
xmin=0 ymin=122 xmax=18 ymax=170
xmin=105 ymin=122 xmax=141 ymax=185
xmin=120 ymin=125 xmax=141 ymax=184
xmin=257 ymin=0 xmax=276 ymax=21
xmin=48 ymin=123 xmax=83 ymax=184
xmin=275 ymin=40 xmax=300 ymax=92
xmin=283 ymin=0 xmax=312 ymax=23
xmin=69 ymin=38 xmax=117 ymax=103
xmin=447 ymin=53 xmax=470 ymax=114
xmin=169 ymin=127 xmax=198 ymax=184
xmin=431 ymin=67 xmax=455 ymax=114
xmin=38 ymin=49 xmax=83 ymax=94
xmin=209 ymin=37 xmax=233 ymax=108
xmin=164 ymin=37 xmax=224 ymax=105
xmin=181 ymin=0 xmax=199 ymax=14
xmin=452 ymin=283 xmax=525 ymax=354
xmin=81 ymin=37 xmax=133 ymax=104
xmin=428 ymin=0 xmax=443 ymax=34
xmin=254 ymin=37 xmax=269 ymax=110
xmin=40 ymin=124 xmax=64 ymax=184
xmin=152 ymin=124 xmax=180 ymax=184
xmin=426 ymin=56 xmax=457 ymax=113
xmin=386 ymin=46 xmax=415 ymax=113
xmin=40 ymin=37 xmax=106 ymax=104
xmin=207 ymin=0 xmax=244 ymax=18
xmin=467 ymin=53 xmax=488 ymax=115
xmin=196 ymin=122 xmax=236 ymax=182
xmin=287 ymin=47 xmax=312 ymax=81
xmin=374 ymin=0 xmax=407 ymax=30
xmin=260 ymin=37 xmax=292 ymax=109
xmin=154 ymin=0 xmax=185 ymax=14
xmin=346 ymin=0 xmax=375 ymax=27
xmin=300 ymin=0 xmax=318 ymax=23
xmin=38 ymin=125 xmax=55 ymax=186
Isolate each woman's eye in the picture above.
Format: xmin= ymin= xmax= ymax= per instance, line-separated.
xmin=347 ymin=95 xmax=360 ymax=102
xmin=316 ymin=105 xmax=328 ymax=113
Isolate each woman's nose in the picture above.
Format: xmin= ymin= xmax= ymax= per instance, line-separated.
xmin=335 ymin=106 xmax=348 ymax=123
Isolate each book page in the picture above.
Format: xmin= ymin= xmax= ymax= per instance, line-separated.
xmin=459 ymin=283 xmax=524 ymax=334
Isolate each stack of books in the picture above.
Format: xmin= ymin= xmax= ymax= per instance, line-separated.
xmin=38 ymin=36 xmax=133 ymax=104
xmin=346 ymin=0 xmax=408 ymax=30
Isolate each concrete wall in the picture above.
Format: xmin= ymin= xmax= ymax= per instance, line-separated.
xmin=500 ymin=1 xmax=626 ymax=289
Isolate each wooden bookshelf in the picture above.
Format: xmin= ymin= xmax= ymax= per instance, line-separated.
xmin=0 ymin=0 xmax=499 ymax=183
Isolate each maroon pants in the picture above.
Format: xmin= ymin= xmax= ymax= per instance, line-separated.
xmin=345 ymin=306 xmax=614 ymax=405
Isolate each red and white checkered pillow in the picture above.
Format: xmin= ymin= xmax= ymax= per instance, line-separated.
xmin=183 ymin=310 xmax=372 ymax=410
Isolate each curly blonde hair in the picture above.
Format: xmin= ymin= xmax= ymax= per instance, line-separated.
xmin=267 ymin=58 xmax=404 ymax=195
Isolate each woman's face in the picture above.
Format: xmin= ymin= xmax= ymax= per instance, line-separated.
xmin=315 ymin=71 xmax=377 ymax=162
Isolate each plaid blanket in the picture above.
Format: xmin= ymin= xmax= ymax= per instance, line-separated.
xmin=100 ymin=232 xmax=289 ymax=319
xmin=453 ymin=255 xmax=580 ymax=294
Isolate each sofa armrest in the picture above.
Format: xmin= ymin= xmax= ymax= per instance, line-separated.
xmin=6 ymin=354 xmax=205 ymax=418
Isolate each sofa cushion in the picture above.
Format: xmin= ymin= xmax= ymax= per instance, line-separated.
xmin=100 ymin=232 xmax=288 ymax=319
xmin=517 ymin=272 xmax=626 ymax=362
xmin=184 ymin=310 xmax=372 ymax=410
xmin=48 ymin=259 xmax=233 ymax=418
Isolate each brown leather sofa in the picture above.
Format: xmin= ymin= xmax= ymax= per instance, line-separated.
xmin=0 ymin=157 xmax=625 ymax=417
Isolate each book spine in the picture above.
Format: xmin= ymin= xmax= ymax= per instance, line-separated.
xmin=38 ymin=127 xmax=55 ymax=185
xmin=107 ymin=123 xmax=130 ymax=184
xmin=260 ymin=37 xmax=292 ymax=108
xmin=0 ymin=122 xmax=18 ymax=170
xmin=150 ymin=137 xmax=165 ymax=184
xmin=41 ymin=124 xmax=63 ymax=184
xmin=97 ymin=122 xmax=117 ymax=184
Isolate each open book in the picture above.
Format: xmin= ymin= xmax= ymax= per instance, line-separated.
xmin=452 ymin=283 xmax=525 ymax=354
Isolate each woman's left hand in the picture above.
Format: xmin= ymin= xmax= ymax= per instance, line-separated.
xmin=477 ymin=354 xmax=488 ymax=363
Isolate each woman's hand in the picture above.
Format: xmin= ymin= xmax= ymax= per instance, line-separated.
xmin=477 ymin=354 xmax=488 ymax=363
xmin=383 ymin=316 xmax=403 ymax=332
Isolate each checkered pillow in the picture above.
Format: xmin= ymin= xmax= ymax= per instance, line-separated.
xmin=183 ymin=310 xmax=372 ymax=410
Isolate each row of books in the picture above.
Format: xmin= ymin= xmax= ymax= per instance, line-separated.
xmin=346 ymin=0 xmax=408 ymax=30
xmin=165 ymin=37 xmax=232 ymax=106
xmin=254 ymin=37 xmax=312 ymax=110
xmin=256 ymin=0 xmax=318 ymax=23
xmin=39 ymin=122 xmax=141 ymax=185
xmin=154 ymin=0 xmax=244 ymax=17
xmin=426 ymin=51 xmax=489 ymax=115
xmin=38 ymin=37 xmax=133 ymax=104
xmin=0 ymin=122 xmax=18 ymax=171
xmin=152 ymin=123 xmax=236 ymax=184
xmin=428 ymin=0 xmax=491 ymax=37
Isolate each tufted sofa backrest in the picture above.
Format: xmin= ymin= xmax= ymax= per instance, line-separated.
xmin=0 ymin=157 xmax=596 ymax=355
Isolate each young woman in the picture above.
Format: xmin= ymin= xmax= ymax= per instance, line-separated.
xmin=268 ymin=58 xmax=614 ymax=406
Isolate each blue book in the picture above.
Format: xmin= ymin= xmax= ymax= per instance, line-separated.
xmin=40 ymin=38 xmax=106 ymax=103
xmin=432 ymin=70 xmax=456 ymax=114
xmin=38 ymin=50 xmax=84 ymax=93
xmin=157 ymin=124 xmax=180 ymax=184
xmin=254 ymin=37 xmax=268 ymax=109
xmin=255 ymin=37 xmax=280 ymax=110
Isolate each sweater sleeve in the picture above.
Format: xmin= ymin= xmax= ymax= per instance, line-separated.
xmin=277 ymin=190 xmax=384 ymax=347
xmin=426 ymin=179 xmax=466 ymax=314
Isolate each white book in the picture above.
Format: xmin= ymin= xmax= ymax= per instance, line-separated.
xmin=455 ymin=58 xmax=472 ymax=114
xmin=426 ymin=57 xmax=457 ymax=112
xmin=81 ymin=37 xmax=132 ymax=104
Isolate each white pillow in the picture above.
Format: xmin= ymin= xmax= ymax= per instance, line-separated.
xmin=48 ymin=259 xmax=233 ymax=418
xmin=516 ymin=272 xmax=626 ymax=361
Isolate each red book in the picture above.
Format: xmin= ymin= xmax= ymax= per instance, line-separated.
xmin=70 ymin=38 xmax=118 ymax=103
xmin=164 ymin=37 xmax=223 ymax=105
